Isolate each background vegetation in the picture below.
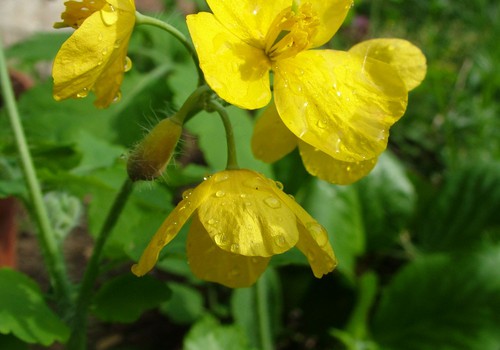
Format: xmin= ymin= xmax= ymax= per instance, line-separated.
xmin=1 ymin=0 xmax=499 ymax=349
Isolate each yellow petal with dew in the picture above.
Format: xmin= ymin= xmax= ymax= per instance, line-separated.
xmin=131 ymin=183 xmax=209 ymax=276
xmin=251 ymin=101 xmax=297 ymax=163
xmin=207 ymin=0 xmax=290 ymax=48
xmin=187 ymin=12 xmax=272 ymax=109
xmin=54 ymin=0 xmax=106 ymax=29
xmin=52 ymin=2 xmax=135 ymax=108
xmin=272 ymin=187 xmax=337 ymax=277
xmin=274 ymin=49 xmax=408 ymax=162
xmin=197 ymin=170 xmax=299 ymax=257
xmin=298 ymin=141 xmax=377 ymax=185
xmin=349 ymin=38 xmax=427 ymax=91
xmin=296 ymin=0 xmax=353 ymax=48
xmin=187 ymin=215 xmax=270 ymax=288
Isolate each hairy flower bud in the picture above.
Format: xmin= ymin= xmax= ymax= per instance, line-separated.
xmin=127 ymin=117 xmax=182 ymax=181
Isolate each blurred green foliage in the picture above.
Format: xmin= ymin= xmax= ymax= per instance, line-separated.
xmin=1 ymin=0 xmax=499 ymax=349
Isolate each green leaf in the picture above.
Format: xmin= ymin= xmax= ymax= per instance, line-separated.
xmin=0 ymin=268 xmax=69 ymax=345
xmin=372 ymin=247 xmax=500 ymax=350
xmin=414 ymin=162 xmax=500 ymax=252
xmin=0 ymin=334 xmax=28 ymax=350
xmin=355 ymin=152 xmax=416 ymax=250
xmin=230 ymin=269 xmax=282 ymax=349
xmin=160 ymin=282 xmax=205 ymax=325
xmin=92 ymin=274 xmax=171 ymax=323
xmin=183 ymin=315 xmax=252 ymax=350
xmin=185 ymin=107 xmax=272 ymax=176
xmin=6 ymin=32 xmax=69 ymax=64
xmin=301 ymin=179 xmax=365 ymax=281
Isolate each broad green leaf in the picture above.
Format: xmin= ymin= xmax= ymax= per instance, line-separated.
xmin=230 ymin=269 xmax=282 ymax=349
xmin=301 ymin=179 xmax=365 ymax=280
xmin=185 ymin=107 xmax=272 ymax=176
xmin=414 ymin=162 xmax=500 ymax=252
xmin=92 ymin=274 xmax=171 ymax=323
xmin=160 ymin=282 xmax=205 ymax=325
xmin=6 ymin=32 xmax=69 ymax=64
xmin=0 ymin=269 xmax=69 ymax=345
xmin=372 ymin=247 xmax=500 ymax=350
xmin=183 ymin=315 xmax=252 ymax=350
xmin=355 ymin=152 xmax=415 ymax=250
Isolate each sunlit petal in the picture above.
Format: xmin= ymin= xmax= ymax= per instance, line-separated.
xmin=274 ymin=50 xmax=407 ymax=162
xmin=187 ymin=215 xmax=270 ymax=288
xmin=197 ymin=170 xmax=299 ymax=257
xmin=187 ymin=12 xmax=272 ymax=109
xmin=349 ymin=38 xmax=427 ymax=91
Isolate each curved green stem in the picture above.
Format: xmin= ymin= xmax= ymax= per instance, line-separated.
xmin=207 ymin=100 xmax=239 ymax=170
xmin=135 ymin=11 xmax=204 ymax=86
xmin=256 ymin=276 xmax=274 ymax=350
xmin=174 ymin=84 xmax=211 ymax=124
xmin=67 ymin=179 xmax=134 ymax=350
xmin=0 ymin=38 xmax=72 ymax=309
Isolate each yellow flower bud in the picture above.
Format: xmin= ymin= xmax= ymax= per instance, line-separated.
xmin=127 ymin=117 xmax=182 ymax=181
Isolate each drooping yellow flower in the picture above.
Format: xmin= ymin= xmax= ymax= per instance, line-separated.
xmin=186 ymin=1 xmax=427 ymax=184
xmin=132 ymin=169 xmax=336 ymax=288
xmin=52 ymin=0 xmax=136 ymax=108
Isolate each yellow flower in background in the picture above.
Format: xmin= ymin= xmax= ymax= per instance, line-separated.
xmin=52 ymin=0 xmax=136 ymax=108
xmin=253 ymin=40 xmax=427 ymax=184
xmin=132 ymin=169 xmax=336 ymax=288
xmin=187 ymin=1 xmax=427 ymax=184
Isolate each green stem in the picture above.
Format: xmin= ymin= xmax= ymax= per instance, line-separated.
xmin=256 ymin=276 xmax=274 ymax=350
xmin=174 ymin=84 xmax=211 ymax=124
xmin=207 ymin=100 xmax=239 ymax=170
xmin=67 ymin=179 xmax=134 ymax=350
xmin=0 ymin=38 xmax=72 ymax=308
xmin=135 ymin=11 xmax=204 ymax=86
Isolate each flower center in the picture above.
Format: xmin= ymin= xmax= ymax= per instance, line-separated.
xmin=265 ymin=3 xmax=319 ymax=62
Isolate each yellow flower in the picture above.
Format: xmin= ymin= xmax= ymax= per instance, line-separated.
xmin=252 ymin=39 xmax=427 ymax=184
xmin=52 ymin=0 xmax=136 ymax=108
xmin=132 ymin=169 xmax=336 ymax=288
xmin=186 ymin=1 xmax=427 ymax=184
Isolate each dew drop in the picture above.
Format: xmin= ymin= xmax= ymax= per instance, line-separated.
xmin=274 ymin=235 xmax=286 ymax=246
xmin=244 ymin=201 xmax=252 ymax=207
xmin=182 ymin=189 xmax=192 ymax=199
xmin=316 ymin=119 xmax=328 ymax=129
xmin=215 ymin=173 xmax=229 ymax=182
xmin=240 ymin=193 xmax=247 ymax=198
xmin=346 ymin=165 xmax=352 ymax=172
xmin=214 ymin=233 xmax=228 ymax=245
xmin=124 ymin=56 xmax=132 ymax=72
xmin=112 ymin=91 xmax=122 ymax=103
xmin=230 ymin=243 xmax=240 ymax=252
xmin=251 ymin=257 xmax=260 ymax=264
xmin=207 ymin=218 xmax=217 ymax=225
xmin=215 ymin=190 xmax=226 ymax=198
xmin=336 ymin=90 xmax=342 ymax=97
xmin=100 ymin=4 xmax=118 ymax=26
xmin=98 ymin=32 xmax=103 ymax=41
xmin=113 ymin=39 xmax=121 ymax=48
xmin=274 ymin=181 xmax=284 ymax=190
xmin=264 ymin=196 xmax=281 ymax=209
xmin=76 ymin=88 xmax=89 ymax=98
xmin=306 ymin=222 xmax=328 ymax=246
xmin=156 ymin=238 xmax=166 ymax=247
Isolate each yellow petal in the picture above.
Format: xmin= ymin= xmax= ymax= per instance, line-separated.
xmin=197 ymin=170 xmax=299 ymax=257
xmin=206 ymin=0 xmax=290 ymax=47
xmin=349 ymin=38 xmax=427 ymax=91
xmin=131 ymin=184 xmax=208 ymax=276
xmin=251 ymin=101 xmax=297 ymax=163
xmin=299 ymin=141 xmax=378 ymax=185
xmin=274 ymin=50 xmax=408 ymax=162
xmin=271 ymin=187 xmax=337 ymax=277
xmin=52 ymin=2 xmax=135 ymax=108
xmin=298 ymin=0 xmax=353 ymax=48
xmin=187 ymin=12 xmax=272 ymax=109
xmin=187 ymin=215 xmax=270 ymax=288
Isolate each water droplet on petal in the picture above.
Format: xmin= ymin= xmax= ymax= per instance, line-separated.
xmin=264 ymin=196 xmax=281 ymax=209
xmin=316 ymin=119 xmax=328 ymax=129
xmin=215 ymin=190 xmax=225 ymax=198
xmin=98 ymin=32 xmax=103 ymax=41
xmin=100 ymin=4 xmax=118 ymax=26
xmin=275 ymin=181 xmax=284 ymax=190
xmin=215 ymin=173 xmax=229 ymax=182
xmin=114 ymin=39 xmax=121 ymax=48
xmin=251 ymin=257 xmax=260 ymax=264
xmin=306 ymin=222 xmax=328 ymax=246
xmin=124 ymin=56 xmax=132 ymax=72
xmin=240 ymin=193 xmax=247 ymax=198
xmin=214 ymin=233 xmax=228 ymax=246
xmin=182 ymin=189 xmax=192 ymax=199
xmin=102 ymin=47 xmax=108 ymax=56
xmin=207 ymin=218 xmax=217 ymax=225
xmin=230 ymin=243 xmax=240 ymax=252
xmin=112 ymin=91 xmax=122 ymax=103
xmin=76 ymin=88 xmax=89 ymax=98
xmin=274 ymin=235 xmax=285 ymax=246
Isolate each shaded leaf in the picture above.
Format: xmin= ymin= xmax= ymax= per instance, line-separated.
xmin=92 ymin=274 xmax=171 ymax=323
xmin=372 ymin=247 xmax=500 ymax=350
xmin=0 ymin=269 xmax=69 ymax=345
xmin=160 ymin=282 xmax=204 ymax=325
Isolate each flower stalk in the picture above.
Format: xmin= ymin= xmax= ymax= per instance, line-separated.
xmin=0 ymin=37 xmax=73 ymax=310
